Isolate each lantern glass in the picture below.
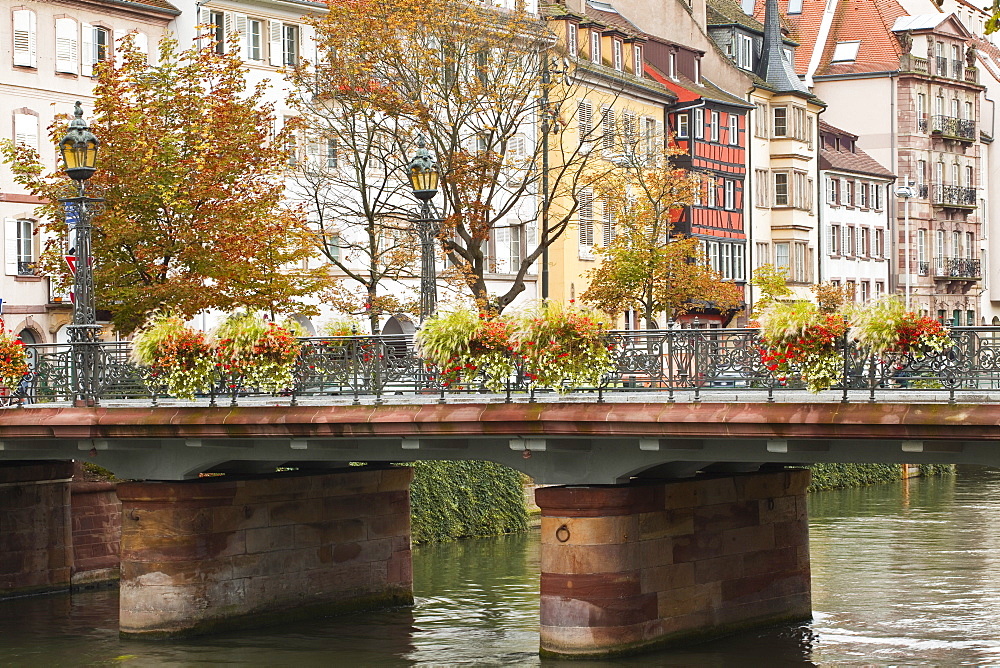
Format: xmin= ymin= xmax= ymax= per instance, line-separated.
xmin=409 ymin=167 xmax=438 ymax=194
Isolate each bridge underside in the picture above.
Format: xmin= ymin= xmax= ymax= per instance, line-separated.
xmin=0 ymin=402 xmax=997 ymax=482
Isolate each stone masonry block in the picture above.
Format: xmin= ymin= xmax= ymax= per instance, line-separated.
xmin=540 ymin=515 xmax=638 ymax=546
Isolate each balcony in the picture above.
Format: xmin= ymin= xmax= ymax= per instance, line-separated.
xmin=934 ymin=256 xmax=981 ymax=280
xmin=900 ymin=54 xmax=929 ymax=73
xmin=931 ymin=184 xmax=977 ymax=208
xmin=931 ymin=115 xmax=976 ymax=141
xmin=935 ymin=55 xmax=949 ymax=76
xmin=917 ymin=184 xmax=929 ymax=199
xmin=965 ymin=67 xmax=979 ymax=84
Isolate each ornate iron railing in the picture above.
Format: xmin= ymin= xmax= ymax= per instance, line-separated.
xmin=930 ymin=115 xmax=977 ymax=141
xmin=934 ymin=256 xmax=981 ymax=279
xmin=9 ymin=328 xmax=1000 ymax=406
xmin=931 ymin=184 xmax=977 ymax=207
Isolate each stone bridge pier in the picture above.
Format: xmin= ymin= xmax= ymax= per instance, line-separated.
xmin=536 ymin=469 xmax=812 ymax=658
xmin=116 ymin=465 xmax=413 ymax=637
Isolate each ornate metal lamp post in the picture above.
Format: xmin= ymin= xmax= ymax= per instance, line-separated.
xmin=58 ymin=102 xmax=103 ymax=405
xmin=407 ymin=136 xmax=441 ymax=322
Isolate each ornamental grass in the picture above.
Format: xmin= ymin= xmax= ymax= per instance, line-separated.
xmin=212 ymin=312 xmax=301 ymax=393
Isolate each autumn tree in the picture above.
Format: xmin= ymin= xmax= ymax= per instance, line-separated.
xmin=2 ymin=35 xmax=332 ymax=333
xmin=298 ymin=0 xmax=607 ymax=312
xmin=581 ymin=145 xmax=742 ymax=328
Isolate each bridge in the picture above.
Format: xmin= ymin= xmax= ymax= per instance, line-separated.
xmin=2 ymin=329 xmax=998 ymax=657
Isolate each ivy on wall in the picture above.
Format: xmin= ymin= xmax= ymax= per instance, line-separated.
xmin=808 ymin=463 xmax=955 ymax=492
xmin=409 ymin=461 xmax=528 ymax=545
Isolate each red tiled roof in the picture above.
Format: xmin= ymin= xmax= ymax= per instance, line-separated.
xmin=747 ymin=0 xmax=826 ymax=74
xmin=818 ymin=119 xmax=895 ymax=178
xmin=113 ymin=0 xmax=181 ymax=13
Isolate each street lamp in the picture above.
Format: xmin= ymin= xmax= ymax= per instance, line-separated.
xmin=895 ymin=181 xmax=915 ymax=310
xmin=58 ymin=101 xmax=104 ymax=406
xmin=407 ymin=135 xmax=441 ymax=322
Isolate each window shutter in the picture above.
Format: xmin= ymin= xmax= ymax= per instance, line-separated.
xmin=4 ymin=219 xmax=18 ymax=276
xmin=14 ymin=114 xmax=38 ymax=151
xmin=828 ymin=226 xmax=836 ymax=254
xmin=602 ymin=108 xmax=616 ymax=152
xmin=602 ymin=200 xmax=615 ymax=246
xmin=578 ymin=100 xmax=593 ymax=146
xmin=114 ymin=29 xmax=126 ymax=62
xmin=232 ymin=14 xmax=249 ymax=59
xmin=81 ymin=23 xmax=95 ymax=76
xmin=55 ymin=18 xmax=78 ymax=74
xmin=13 ymin=10 xmax=36 ymax=68
xmin=134 ymin=31 xmax=149 ymax=60
xmin=269 ymin=20 xmax=283 ymax=66
xmin=300 ymin=22 xmax=317 ymax=65
xmin=578 ymin=190 xmax=594 ymax=247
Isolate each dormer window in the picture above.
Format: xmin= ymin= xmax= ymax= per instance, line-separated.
xmin=736 ymin=34 xmax=752 ymax=69
xmin=613 ymin=40 xmax=623 ymax=71
xmin=568 ymin=23 xmax=578 ymax=57
xmin=591 ymin=30 xmax=601 ymax=64
xmin=634 ymin=44 xmax=642 ymax=77
xmin=788 ymin=0 xmax=803 ymax=13
xmin=669 ymin=52 xmax=677 ymax=80
xmin=831 ymin=41 xmax=860 ymax=63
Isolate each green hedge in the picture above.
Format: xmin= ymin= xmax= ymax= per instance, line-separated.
xmin=808 ymin=463 xmax=955 ymax=492
xmin=409 ymin=460 xmax=528 ymax=545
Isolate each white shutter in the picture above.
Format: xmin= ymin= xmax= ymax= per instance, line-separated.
xmin=4 ymin=219 xmax=18 ymax=276
xmin=13 ymin=10 xmax=36 ymax=68
xmin=578 ymin=100 xmax=593 ymax=145
xmin=602 ymin=200 xmax=615 ymax=246
xmin=578 ymin=190 xmax=594 ymax=248
xmin=114 ymin=29 xmax=126 ymax=62
xmin=55 ymin=18 xmax=78 ymax=74
xmin=14 ymin=114 xmax=39 ymax=151
xmin=233 ymin=14 xmax=249 ymax=59
xmin=269 ymin=20 xmax=283 ymax=66
xmin=81 ymin=23 xmax=95 ymax=76
xmin=300 ymin=22 xmax=317 ymax=65
xmin=134 ymin=31 xmax=149 ymax=57
xmin=200 ymin=8 xmax=212 ymax=27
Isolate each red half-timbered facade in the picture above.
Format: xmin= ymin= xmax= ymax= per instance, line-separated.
xmin=645 ymin=38 xmax=751 ymax=325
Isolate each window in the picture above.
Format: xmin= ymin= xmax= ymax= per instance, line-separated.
xmin=830 ymin=225 xmax=841 ymax=254
xmin=325 ymin=231 xmax=341 ymax=260
xmin=591 ymin=30 xmax=601 ymax=64
xmin=16 ymin=219 xmax=32 ymax=275
xmin=875 ymin=228 xmax=884 ymax=257
xmin=13 ymin=9 xmax=37 ymax=68
xmin=831 ymin=41 xmax=861 ymax=63
xmin=578 ymin=100 xmax=593 ymax=145
xmin=754 ymin=102 xmax=768 ymax=138
xmin=737 ymin=34 xmax=753 ymax=69
xmin=724 ymin=180 xmax=735 ymax=210
xmin=861 ymin=281 xmax=870 ymax=302
xmin=754 ymin=169 xmax=769 ymax=208
xmin=710 ymin=111 xmax=720 ymax=142
xmin=847 ymin=226 xmax=856 ymax=256
xmin=966 ymin=101 xmax=973 ymax=120
xmin=282 ymin=24 xmax=299 ymax=66
xmin=859 ymin=182 xmax=868 ymax=208
xmin=728 ymin=114 xmax=739 ymax=145
xmin=209 ymin=11 xmax=226 ymax=55
xmin=707 ymin=176 xmax=717 ymax=208
xmin=953 ymin=230 xmax=961 ymax=258
xmin=966 ymin=231 xmax=975 ymax=259
xmin=669 ymin=52 xmax=677 ymax=79
xmin=968 ymin=310 xmax=976 ymax=326
xmin=773 ymin=172 xmax=789 ymax=206
xmin=248 ymin=19 xmax=263 ymax=61
xmin=936 ymin=161 xmax=944 ymax=185
xmin=79 ymin=24 xmax=111 ymax=76
xmin=775 ymin=242 xmax=790 ymax=271
xmin=875 ymin=282 xmax=884 ymax=298
xmin=676 ymin=113 xmax=689 ymax=139
xmin=844 ymin=180 xmax=854 ymax=206
xmin=861 ymin=227 xmax=870 ymax=256
xmin=966 ymin=166 xmax=974 ymax=189
xmin=613 ymin=40 xmax=623 ymax=71
xmin=694 ymin=108 xmax=704 ymax=139
xmin=788 ymin=0 xmax=803 ymax=13
xmin=917 ymin=93 xmax=926 ymax=130
xmin=326 ymin=138 xmax=338 ymax=168
xmin=827 ymin=177 xmax=840 ymax=204
xmin=936 ymin=229 xmax=945 ymax=259
xmin=602 ymin=107 xmax=616 ymax=152
xmin=644 ymin=117 xmax=657 ymax=161
xmin=568 ymin=24 xmax=578 ymax=57
xmin=634 ymin=44 xmax=642 ymax=76
xmin=916 ymin=160 xmax=926 ymax=188
xmin=55 ymin=18 xmax=78 ymax=74
xmin=773 ymin=106 xmax=787 ymax=137
xmin=917 ymin=229 xmax=926 ymax=263
xmin=578 ymin=190 xmax=594 ymax=250
xmin=13 ymin=113 xmax=39 ymax=151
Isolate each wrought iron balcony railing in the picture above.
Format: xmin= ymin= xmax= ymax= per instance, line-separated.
xmin=935 ymin=55 xmax=949 ymax=75
xmin=10 ymin=328 xmax=1000 ymax=406
xmin=16 ymin=261 xmax=33 ymax=275
xmin=917 ymin=184 xmax=929 ymax=198
xmin=917 ymin=261 xmax=930 ymax=277
xmin=931 ymin=184 xmax=977 ymax=207
xmin=934 ymin=256 xmax=981 ymax=280
xmin=931 ymin=115 xmax=976 ymax=141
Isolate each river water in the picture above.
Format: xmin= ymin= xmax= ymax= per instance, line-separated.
xmin=4 ymin=467 xmax=1000 ymax=666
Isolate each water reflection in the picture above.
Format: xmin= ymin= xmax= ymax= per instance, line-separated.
xmin=4 ymin=469 xmax=1000 ymax=665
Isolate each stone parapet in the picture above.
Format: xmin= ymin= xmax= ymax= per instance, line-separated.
xmin=537 ymin=469 xmax=812 ymax=657
xmin=117 ymin=465 xmax=414 ymax=638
